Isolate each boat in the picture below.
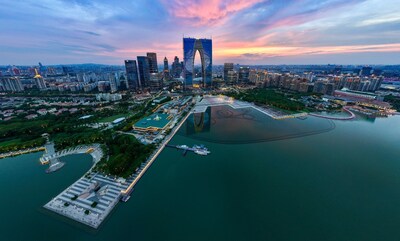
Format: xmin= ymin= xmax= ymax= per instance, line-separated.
xmin=194 ymin=149 xmax=210 ymax=155
xmin=45 ymin=161 xmax=65 ymax=173
xmin=192 ymin=145 xmax=210 ymax=156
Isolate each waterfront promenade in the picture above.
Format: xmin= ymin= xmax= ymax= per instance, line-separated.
xmin=120 ymin=109 xmax=192 ymax=196
xmin=44 ymin=172 xmax=133 ymax=229
xmin=43 ymin=144 xmax=108 ymax=228
xmin=44 ymin=108 xmax=192 ymax=228
xmin=0 ymin=146 xmax=45 ymax=159
xmin=40 ymin=144 xmax=103 ymax=165
xmin=309 ymin=107 xmax=356 ymax=120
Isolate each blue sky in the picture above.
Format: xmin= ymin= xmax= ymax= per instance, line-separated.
xmin=0 ymin=0 xmax=399 ymax=65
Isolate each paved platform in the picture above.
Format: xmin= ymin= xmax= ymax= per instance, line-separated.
xmin=44 ymin=173 xmax=134 ymax=229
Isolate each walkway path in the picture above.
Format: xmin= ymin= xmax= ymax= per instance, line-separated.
xmin=308 ymin=107 xmax=355 ymax=120
xmin=40 ymin=144 xmax=103 ymax=165
xmin=120 ymin=109 xmax=192 ymax=196
xmin=0 ymin=146 xmax=45 ymax=159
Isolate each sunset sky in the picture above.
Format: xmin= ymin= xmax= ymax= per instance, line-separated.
xmin=1 ymin=0 xmax=400 ymax=65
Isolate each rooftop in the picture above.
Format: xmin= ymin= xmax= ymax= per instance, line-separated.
xmin=133 ymin=113 xmax=171 ymax=130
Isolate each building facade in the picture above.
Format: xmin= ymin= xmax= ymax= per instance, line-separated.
xmin=238 ymin=66 xmax=250 ymax=83
xmin=171 ymin=56 xmax=182 ymax=78
xmin=224 ymin=63 xmax=234 ymax=83
xmin=183 ymin=37 xmax=212 ymax=88
xmin=124 ymin=60 xmax=140 ymax=90
xmin=146 ymin=52 xmax=158 ymax=73
xmin=137 ymin=56 xmax=150 ymax=88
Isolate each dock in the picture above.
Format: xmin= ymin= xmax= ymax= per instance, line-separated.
xmin=165 ymin=144 xmax=210 ymax=156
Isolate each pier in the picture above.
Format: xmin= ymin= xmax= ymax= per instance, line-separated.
xmin=44 ymin=172 xmax=132 ymax=229
xmin=43 ymin=144 xmax=107 ymax=228
xmin=165 ymin=144 xmax=210 ymax=156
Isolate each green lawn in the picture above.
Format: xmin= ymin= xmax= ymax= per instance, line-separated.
xmin=0 ymin=139 xmax=22 ymax=147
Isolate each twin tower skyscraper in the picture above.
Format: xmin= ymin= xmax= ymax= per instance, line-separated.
xmin=124 ymin=52 xmax=159 ymax=90
xmin=125 ymin=37 xmax=212 ymax=91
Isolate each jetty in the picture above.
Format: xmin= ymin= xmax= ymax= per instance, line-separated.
xmin=165 ymin=144 xmax=210 ymax=156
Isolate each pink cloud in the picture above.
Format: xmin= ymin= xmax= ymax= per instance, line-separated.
xmin=160 ymin=0 xmax=263 ymax=26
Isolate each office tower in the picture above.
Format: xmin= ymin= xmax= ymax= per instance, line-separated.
xmin=238 ymin=66 xmax=250 ymax=83
xmin=163 ymin=57 xmax=169 ymax=72
xmin=38 ymin=62 xmax=46 ymax=75
xmin=137 ymin=56 xmax=150 ymax=88
xmin=124 ymin=60 xmax=140 ymax=90
xmin=149 ymin=73 xmax=162 ymax=89
xmin=249 ymin=70 xmax=258 ymax=84
xmin=0 ymin=77 xmax=24 ymax=92
xmin=146 ymin=52 xmax=158 ymax=73
xmin=171 ymin=56 xmax=182 ymax=78
xmin=224 ymin=63 xmax=234 ymax=83
xmin=34 ymin=68 xmax=47 ymax=90
xmin=109 ymin=73 xmax=118 ymax=93
xmin=226 ymin=70 xmax=238 ymax=85
xmin=183 ymin=37 xmax=212 ymax=88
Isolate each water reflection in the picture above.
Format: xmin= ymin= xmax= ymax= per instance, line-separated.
xmin=186 ymin=107 xmax=211 ymax=135
xmin=181 ymin=105 xmax=336 ymax=144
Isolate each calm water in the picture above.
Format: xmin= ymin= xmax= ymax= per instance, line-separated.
xmin=1 ymin=105 xmax=400 ymax=241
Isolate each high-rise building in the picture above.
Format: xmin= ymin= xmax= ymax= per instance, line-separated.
xmin=163 ymin=57 xmax=169 ymax=72
xmin=149 ymin=73 xmax=162 ymax=89
xmin=38 ymin=62 xmax=46 ymax=75
xmin=183 ymin=37 xmax=212 ymax=88
xmin=146 ymin=52 xmax=158 ymax=73
xmin=238 ymin=66 xmax=250 ymax=83
xmin=0 ymin=77 xmax=24 ymax=92
xmin=124 ymin=60 xmax=140 ymax=90
xmin=137 ymin=56 xmax=150 ymax=88
xmin=33 ymin=68 xmax=47 ymax=90
xmin=226 ymin=70 xmax=238 ymax=85
xmin=171 ymin=56 xmax=182 ymax=78
xmin=224 ymin=63 xmax=234 ymax=83
xmin=109 ymin=73 xmax=118 ymax=93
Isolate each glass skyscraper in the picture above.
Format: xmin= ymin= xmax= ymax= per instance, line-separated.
xmin=124 ymin=60 xmax=139 ymax=90
xmin=146 ymin=52 xmax=158 ymax=74
xmin=137 ymin=56 xmax=150 ymax=88
xmin=183 ymin=37 xmax=212 ymax=88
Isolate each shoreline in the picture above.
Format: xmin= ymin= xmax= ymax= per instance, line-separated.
xmin=0 ymin=146 xmax=45 ymax=159
xmin=120 ymin=108 xmax=193 ymax=196
xmin=43 ymin=108 xmax=193 ymax=229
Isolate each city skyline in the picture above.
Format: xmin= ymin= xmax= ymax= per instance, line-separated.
xmin=1 ymin=0 xmax=400 ymax=65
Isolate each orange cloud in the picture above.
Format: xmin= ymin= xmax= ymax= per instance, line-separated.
xmin=160 ymin=0 xmax=263 ymax=26
xmin=214 ymin=43 xmax=400 ymax=60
